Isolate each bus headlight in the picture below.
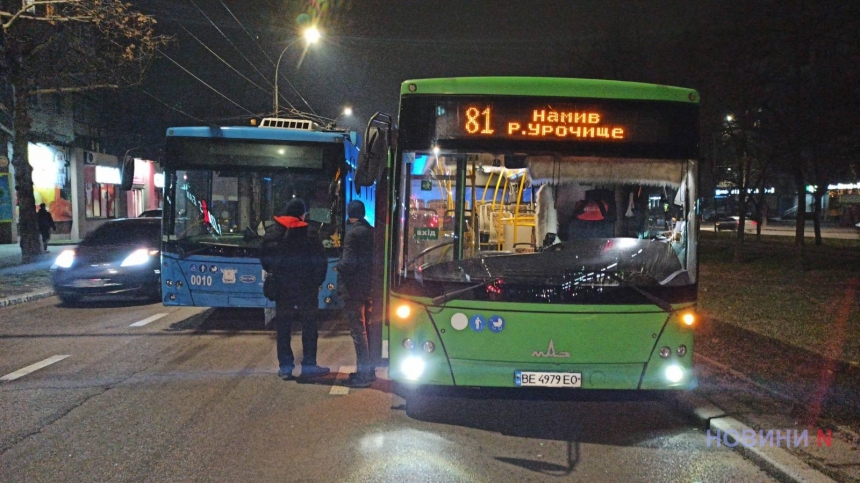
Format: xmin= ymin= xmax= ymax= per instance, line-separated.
xmin=401 ymin=356 xmax=425 ymax=381
xmin=395 ymin=304 xmax=411 ymax=319
xmin=402 ymin=339 xmax=415 ymax=350
xmin=423 ymin=341 xmax=435 ymax=353
xmin=665 ymin=365 xmax=684 ymax=383
xmin=659 ymin=346 xmax=671 ymax=359
xmin=681 ymin=312 xmax=695 ymax=326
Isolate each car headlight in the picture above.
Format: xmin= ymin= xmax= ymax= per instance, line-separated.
xmin=54 ymin=249 xmax=75 ymax=268
xmin=121 ymin=248 xmax=152 ymax=267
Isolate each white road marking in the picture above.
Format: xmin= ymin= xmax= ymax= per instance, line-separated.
xmin=329 ymin=365 xmax=355 ymax=396
xmin=0 ymin=355 xmax=70 ymax=382
xmin=129 ymin=313 xmax=168 ymax=327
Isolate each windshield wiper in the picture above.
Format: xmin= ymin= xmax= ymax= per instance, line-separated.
xmin=432 ymin=277 xmax=502 ymax=306
xmin=177 ymin=244 xmax=212 ymax=259
xmin=607 ymin=273 xmax=674 ymax=313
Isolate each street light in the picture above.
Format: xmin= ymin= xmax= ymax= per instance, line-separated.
xmin=328 ymin=107 xmax=353 ymax=128
xmin=273 ymin=27 xmax=320 ymax=117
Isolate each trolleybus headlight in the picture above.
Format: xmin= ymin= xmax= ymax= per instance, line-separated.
xmin=402 ymin=339 xmax=415 ymax=350
xmin=395 ymin=304 xmax=411 ymax=319
xmin=54 ymin=249 xmax=75 ymax=268
xmin=167 ymin=293 xmax=176 ymax=301
xmin=676 ymin=345 xmax=687 ymax=357
xmin=659 ymin=346 xmax=671 ymax=359
xmin=165 ymin=279 xmax=173 ymax=287
xmin=682 ymin=313 xmax=695 ymax=326
xmin=401 ymin=356 xmax=425 ymax=381
xmin=175 ymin=281 xmax=183 ymax=288
xmin=121 ymin=248 xmax=151 ymax=267
xmin=423 ymin=341 xmax=435 ymax=353
xmin=665 ymin=365 xmax=684 ymax=383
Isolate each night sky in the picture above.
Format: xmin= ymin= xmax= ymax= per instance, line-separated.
xmin=121 ymin=0 xmax=783 ymax=149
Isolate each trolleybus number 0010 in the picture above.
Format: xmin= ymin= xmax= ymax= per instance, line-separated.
xmin=190 ymin=275 xmax=213 ymax=286
xmin=515 ymin=371 xmax=582 ymax=388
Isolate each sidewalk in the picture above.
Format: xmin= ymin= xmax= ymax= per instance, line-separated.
xmin=690 ymin=316 xmax=860 ymax=483
xmin=0 ymin=241 xmax=77 ymax=308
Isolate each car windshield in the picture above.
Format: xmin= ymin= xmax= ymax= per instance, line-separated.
xmin=396 ymin=151 xmax=697 ymax=293
xmin=81 ymin=221 xmax=160 ymax=247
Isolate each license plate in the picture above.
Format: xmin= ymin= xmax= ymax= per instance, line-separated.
xmin=69 ymin=279 xmax=108 ymax=288
xmin=515 ymin=371 xmax=582 ymax=388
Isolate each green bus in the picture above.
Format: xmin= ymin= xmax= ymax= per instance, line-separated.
xmin=358 ymin=77 xmax=699 ymax=391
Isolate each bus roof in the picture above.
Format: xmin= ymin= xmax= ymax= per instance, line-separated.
xmin=400 ymin=77 xmax=699 ymax=104
xmin=166 ymin=126 xmax=354 ymax=144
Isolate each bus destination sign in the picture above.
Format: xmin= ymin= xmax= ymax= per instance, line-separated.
xmin=433 ymin=99 xmax=681 ymax=145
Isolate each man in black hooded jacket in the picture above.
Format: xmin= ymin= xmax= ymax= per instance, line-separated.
xmin=338 ymin=200 xmax=375 ymax=387
xmin=261 ymin=198 xmax=329 ymax=381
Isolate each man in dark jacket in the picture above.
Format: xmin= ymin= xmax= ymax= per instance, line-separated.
xmin=37 ymin=203 xmax=56 ymax=251
xmin=261 ymin=198 xmax=329 ymax=381
xmin=337 ymin=200 xmax=375 ymax=387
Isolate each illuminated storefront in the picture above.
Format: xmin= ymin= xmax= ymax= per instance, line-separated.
xmin=29 ymin=143 xmax=73 ymax=229
xmin=127 ymin=158 xmax=163 ymax=217
xmin=3 ymin=144 xmax=164 ymax=244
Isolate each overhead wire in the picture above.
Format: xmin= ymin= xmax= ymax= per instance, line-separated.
xmin=138 ymin=88 xmax=210 ymax=124
xmin=138 ymin=0 xmax=338 ymax=124
xmin=172 ymin=19 xmax=273 ymax=99
xmin=215 ymin=0 xmax=318 ymax=116
xmin=157 ymin=48 xmax=255 ymax=115
xmin=186 ymin=0 xmax=274 ymax=89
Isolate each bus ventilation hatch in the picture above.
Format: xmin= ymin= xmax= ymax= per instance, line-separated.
xmin=259 ymin=118 xmax=319 ymax=130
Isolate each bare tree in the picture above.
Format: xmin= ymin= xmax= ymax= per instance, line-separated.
xmin=1 ymin=0 xmax=168 ymax=261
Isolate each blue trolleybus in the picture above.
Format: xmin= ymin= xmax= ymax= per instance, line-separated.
xmin=160 ymin=118 xmax=373 ymax=309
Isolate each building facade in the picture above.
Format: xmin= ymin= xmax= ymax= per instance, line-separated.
xmin=1 ymin=94 xmax=162 ymax=244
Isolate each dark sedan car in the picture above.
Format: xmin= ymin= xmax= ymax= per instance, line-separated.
xmin=138 ymin=209 xmax=162 ymax=218
xmin=51 ymin=218 xmax=161 ymax=304
xmin=714 ymin=215 xmax=757 ymax=232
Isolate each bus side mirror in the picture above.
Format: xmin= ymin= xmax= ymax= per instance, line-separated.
xmin=355 ymin=112 xmax=395 ymax=194
xmin=120 ymin=155 xmax=134 ymax=191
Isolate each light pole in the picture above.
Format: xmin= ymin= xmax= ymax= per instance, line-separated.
xmin=329 ymin=106 xmax=352 ymax=127
xmin=273 ymin=27 xmax=320 ymax=117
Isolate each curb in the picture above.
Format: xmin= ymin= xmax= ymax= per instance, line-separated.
xmin=0 ymin=289 xmax=56 ymax=309
xmin=677 ymin=392 xmax=837 ymax=483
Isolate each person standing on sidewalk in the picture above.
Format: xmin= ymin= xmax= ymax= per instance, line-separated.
xmin=261 ymin=198 xmax=330 ymax=381
xmin=37 ymin=203 xmax=56 ymax=252
xmin=338 ymin=200 xmax=375 ymax=388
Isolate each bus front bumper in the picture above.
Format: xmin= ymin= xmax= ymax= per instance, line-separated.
xmin=390 ymin=358 xmax=696 ymax=390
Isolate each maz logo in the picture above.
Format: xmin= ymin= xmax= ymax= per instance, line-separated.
xmin=532 ymin=339 xmax=570 ymax=358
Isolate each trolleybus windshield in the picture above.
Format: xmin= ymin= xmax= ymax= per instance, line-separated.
xmin=163 ymin=138 xmax=343 ymax=259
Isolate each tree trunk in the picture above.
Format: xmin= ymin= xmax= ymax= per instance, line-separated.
xmin=812 ymin=190 xmax=824 ymax=246
xmin=733 ymin=157 xmax=750 ymax=263
xmin=11 ymin=86 xmax=42 ymax=262
xmin=794 ymin=171 xmax=806 ymax=268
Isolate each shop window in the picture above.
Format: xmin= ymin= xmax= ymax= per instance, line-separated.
xmin=84 ymin=165 xmax=118 ymax=218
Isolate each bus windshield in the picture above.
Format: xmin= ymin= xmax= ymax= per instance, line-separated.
xmin=395 ymin=150 xmax=697 ymax=303
xmin=166 ymin=168 xmax=340 ymax=257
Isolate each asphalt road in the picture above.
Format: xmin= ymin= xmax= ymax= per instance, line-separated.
xmin=706 ymin=220 xmax=860 ymax=240
xmin=0 ymin=298 xmax=776 ymax=482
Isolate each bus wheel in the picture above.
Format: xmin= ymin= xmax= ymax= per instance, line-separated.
xmin=397 ymin=384 xmax=432 ymax=418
